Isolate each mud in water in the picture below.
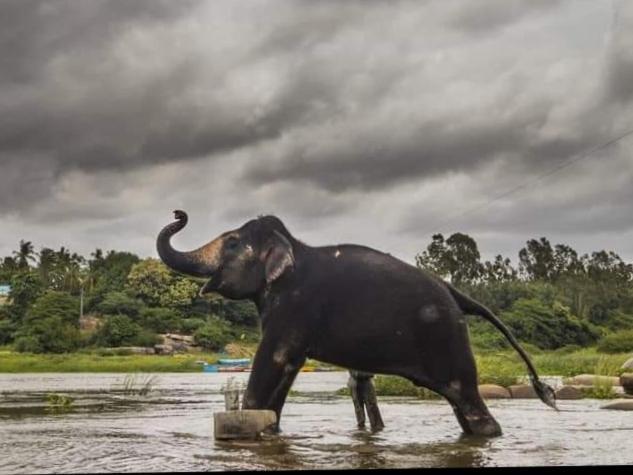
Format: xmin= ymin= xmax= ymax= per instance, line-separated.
xmin=1 ymin=372 xmax=632 ymax=473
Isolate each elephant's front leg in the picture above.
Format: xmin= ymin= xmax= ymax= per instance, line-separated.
xmin=242 ymin=332 xmax=306 ymax=431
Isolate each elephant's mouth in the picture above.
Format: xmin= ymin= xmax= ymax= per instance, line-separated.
xmin=198 ymin=271 xmax=222 ymax=296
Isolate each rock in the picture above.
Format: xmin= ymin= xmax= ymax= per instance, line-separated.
xmin=620 ymin=373 xmax=633 ymax=395
xmin=568 ymin=374 xmax=620 ymax=386
xmin=601 ymin=400 xmax=633 ymax=411
xmin=478 ymin=384 xmax=511 ymax=399
xmin=154 ymin=344 xmax=174 ymax=355
xmin=214 ymin=410 xmax=277 ymax=440
xmin=508 ymin=384 xmax=538 ymax=399
xmin=555 ymin=386 xmax=584 ymax=400
xmin=621 ymin=357 xmax=633 ymax=372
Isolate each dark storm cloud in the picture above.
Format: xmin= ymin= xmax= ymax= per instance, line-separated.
xmin=447 ymin=0 xmax=560 ymax=34
xmin=604 ymin=2 xmax=633 ymax=104
xmin=1 ymin=0 xmax=633 ymax=263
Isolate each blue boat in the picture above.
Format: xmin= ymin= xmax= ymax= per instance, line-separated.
xmin=218 ymin=358 xmax=251 ymax=366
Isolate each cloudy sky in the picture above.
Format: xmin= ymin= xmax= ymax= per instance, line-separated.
xmin=1 ymin=0 xmax=633 ymax=266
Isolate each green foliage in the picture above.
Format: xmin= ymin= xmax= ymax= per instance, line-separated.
xmin=96 ymin=291 xmax=145 ymax=318
xmin=499 ymin=299 xmax=600 ymax=350
xmin=24 ymin=291 xmax=79 ymax=326
xmin=0 ymin=318 xmax=15 ymax=345
xmin=46 ymin=393 xmax=74 ymax=413
xmin=194 ymin=316 xmax=232 ymax=351
xmin=87 ymin=250 xmax=140 ymax=308
xmin=596 ymin=330 xmax=633 ymax=354
xmin=14 ymin=316 xmax=81 ymax=353
xmin=139 ymin=307 xmax=182 ymax=333
xmin=95 ymin=315 xmax=143 ymax=347
xmin=213 ymin=299 xmax=259 ymax=327
xmin=127 ymin=259 xmax=198 ymax=308
xmin=180 ymin=318 xmax=206 ymax=334
xmin=7 ymin=271 xmax=44 ymax=319
xmin=415 ymin=233 xmax=483 ymax=286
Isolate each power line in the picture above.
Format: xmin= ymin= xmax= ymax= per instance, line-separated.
xmin=422 ymin=126 xmax=633 ymax=234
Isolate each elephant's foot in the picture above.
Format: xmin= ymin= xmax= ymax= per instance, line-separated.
xmin=462 ymin=414 xmax=502 ymax=438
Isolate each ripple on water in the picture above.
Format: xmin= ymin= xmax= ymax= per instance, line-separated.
xmin=1 ymin=373 xmax=633 ymax=472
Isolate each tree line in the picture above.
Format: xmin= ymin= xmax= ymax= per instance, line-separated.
xmin=1 ymin=233 xmax=632 ymax=354
xmin=416 ymin=234 xmax=633 ymax=352
xmin=0 ymin=241 xmax=258 ymax=353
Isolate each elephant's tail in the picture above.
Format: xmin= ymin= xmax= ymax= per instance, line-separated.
xmin=446 ymin=283 xmax=558 ymax=411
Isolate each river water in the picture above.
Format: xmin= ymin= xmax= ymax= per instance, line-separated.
xmin=0 ymin=372 xmax=631 ymax=472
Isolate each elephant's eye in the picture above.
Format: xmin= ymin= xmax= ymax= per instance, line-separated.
xmin=225 ymin=237 xmax=239 ymax=250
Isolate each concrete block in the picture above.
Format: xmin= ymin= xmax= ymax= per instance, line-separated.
xmin=213 ymin=410 xmax=277 ymax=440
xmin=555 ymin=386 xmax=584 ymax=400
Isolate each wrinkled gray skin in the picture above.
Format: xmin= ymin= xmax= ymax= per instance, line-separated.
xmin=157 ymin=210 xmax=556 ymax=437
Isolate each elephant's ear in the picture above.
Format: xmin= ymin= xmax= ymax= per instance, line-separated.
xmin=264 ymin=230 xmax=295 ymax=284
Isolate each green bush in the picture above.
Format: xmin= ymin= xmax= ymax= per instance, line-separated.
xmin=139 ymin=307 xmax=182 ymax=333
xmin=96 ymin=292 xmax=144 ymax=318
xmin=14 ymin=316 xmax=81 ymax=353
xmin=180 ymin=318 xmax=206 ymax=334
xmin=194 ymin=316 xmax=232 ymax=351
xmin=596 ymin=330 xmax=633 ymax=354
xmin=95 ymin=315 xmax=142 ymax=347
xmin=24 ymin=291 xmax=79 ymax=326
xmin=0 ymin=318 xmax=15 ymax=345
xmin=500 ymin=298 xmax=600 ymax=350
xmin=14 ymin=335 xmax=41 ymax=353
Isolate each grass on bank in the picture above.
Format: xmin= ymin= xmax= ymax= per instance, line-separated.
xmin=0 ymin=351 xmax=220 ymax=373
xmin=337 ymin=347 xmax=631 ymax=398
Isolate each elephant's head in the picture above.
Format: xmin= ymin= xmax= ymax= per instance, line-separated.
xmin=156 ymin=210 xmax=296 ymax=299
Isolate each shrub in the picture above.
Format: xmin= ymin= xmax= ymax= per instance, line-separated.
xmin=14 ymin=316 xmax=81 ymax=353
xmin=96 ymin=292 xmax=144 ymax=318
xmin=181 ymin=318 xmax=206 ymax=334
xmin=194 ymin=316 xmax=232 ymax=351
xmin=500 ymin=298 xmax=600 ymax=350
xmin=0 ymin=319 xmax=15 ymax=345
xmin=95 ymin=315 xmax=142 ymax=347
xmin=24 ymin=291 xmax=79 ymax=326
xmin=139 ymin=307 xmax=182 ymax=333
xmin=596 ymin=330 xmax=633 ymax=354
xmin=14 ymin=335 xmax=41 ymax=353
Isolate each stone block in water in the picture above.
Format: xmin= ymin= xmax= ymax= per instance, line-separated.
xmin=620 ymin=373 xmax=633 ymax=395
xmin=508 ymin=384 xmax=538 ymax=399
xmin=601 ymin=400 xmax=633 ymax=411
xmin=478 ymin=384 xmax=511 ymax=399
xmin=213 ymin=410 xmax=277 ymax=440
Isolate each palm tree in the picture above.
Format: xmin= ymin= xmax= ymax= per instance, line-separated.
xmin=13 ymin=240 xmax=36 ymax=269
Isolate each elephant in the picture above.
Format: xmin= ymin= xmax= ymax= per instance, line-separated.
xmin=157 ymin=210 xmax=557 ymax=437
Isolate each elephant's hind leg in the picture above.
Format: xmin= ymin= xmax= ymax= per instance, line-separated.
xmin=442 ymin=382 xmax=502 ymax=437
xmin=401 ymin=367 xmax=502 ymax=437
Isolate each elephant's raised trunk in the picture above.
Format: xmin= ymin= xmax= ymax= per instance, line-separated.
xmin=156 ymin=210 xmax=219 ymax=278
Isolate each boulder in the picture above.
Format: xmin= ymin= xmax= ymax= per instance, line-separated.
xmin=621 ymin=357 xmax=633 ymax=372
xmin=478 ymin=384 xmax=511 ymax=399
xmin=620 ymin=373 xmax=633 ymax=395
xmin=154 ymin=344 xmax=174 ymax=355
xmin=568 ymin=374 xmax=620 ymax=386
xmin=214 ymin=410 xmax=277 ymax=440
xmin=508 ymin=384 xmax=538 ymax=399
xmin=554 ymin=386 xmax=583 ymax=400
xmin=601 ymin=400 xmax=633 ymax=411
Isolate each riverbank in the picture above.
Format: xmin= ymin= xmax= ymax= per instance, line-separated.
xmin=0 ymin=347 xmax=629 ymax=376
xmin=0 ymin=351 xmax=217 ymax=373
